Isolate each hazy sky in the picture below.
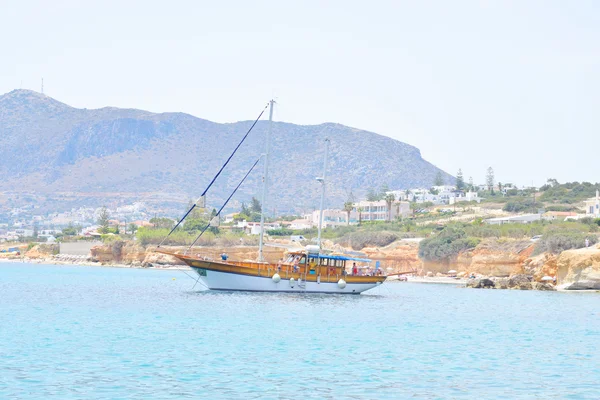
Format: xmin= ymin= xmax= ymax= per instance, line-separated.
xmin=1 ymin=0 xmax=598 ymax=187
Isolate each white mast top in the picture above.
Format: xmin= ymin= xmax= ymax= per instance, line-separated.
xmin=258 ymin=100 xmax=274 ymax=262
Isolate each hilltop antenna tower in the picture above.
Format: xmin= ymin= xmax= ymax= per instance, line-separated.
xmin=41 ymin=78 xmax=44 ymax=94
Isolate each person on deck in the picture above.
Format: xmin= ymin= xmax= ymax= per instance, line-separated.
xmin=220 ymin=253 xmax=228 ymax=261
xmin=352 ymin=262 xmax=358 ymax=276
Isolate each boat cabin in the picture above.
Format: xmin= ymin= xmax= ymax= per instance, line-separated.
xmin=280 ymin=251 xmax=382 ymax=277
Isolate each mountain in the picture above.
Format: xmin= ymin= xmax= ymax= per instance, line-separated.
xmin=0 ymin=89 xmax=453 ymax=214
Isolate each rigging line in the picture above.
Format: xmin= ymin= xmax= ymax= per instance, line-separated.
xmin=170 ymin=266 xmax=208 ymax=290
xmin=174 ymin=266 xmax=197 ymax=281
xmin=185 ymin=156 xmax=262 ymax=254
xmin=158 ymin=102 xmax=270 ymax=247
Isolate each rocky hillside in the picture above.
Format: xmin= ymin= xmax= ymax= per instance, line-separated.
xmin=0 ymin=89 xmax=453 ymax=213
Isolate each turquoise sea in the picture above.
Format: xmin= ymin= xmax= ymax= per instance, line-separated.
xmin=1 ymin=263 xmax=599 ymax=399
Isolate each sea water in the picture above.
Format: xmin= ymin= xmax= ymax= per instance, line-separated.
xmin=1 ymin=263 xmax=599 ymax=399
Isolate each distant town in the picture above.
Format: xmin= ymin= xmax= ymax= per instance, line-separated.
xmin=2 ymin=178 xmax=599 ymax=244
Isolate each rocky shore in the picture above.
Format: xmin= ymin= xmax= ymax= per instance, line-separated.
xmin=4 ymin=239 xmax=600 ymax=292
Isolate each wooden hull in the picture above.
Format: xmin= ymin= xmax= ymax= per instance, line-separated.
xmin=168 ymin=253 xmax=386 ymax=294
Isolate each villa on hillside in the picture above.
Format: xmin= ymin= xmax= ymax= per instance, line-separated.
xmin=309 ymin=209 xmax=357 ymax=228
xmin=287 ymin=218 xmax=312 ymax=230
xmin=584 ymin=191 xmax=600 ymax=217
xmin=354 ymin=200 xmax=410 ymax=221
xmin=223 ymin=213 xmax=238 ymax=224
xmin=449 ymin=191 xmax=481 ymax=205
xmin=389 ymin=186 xmax=461 ymax=205
xmin=236 ymin=221 xmax=281 ymax=235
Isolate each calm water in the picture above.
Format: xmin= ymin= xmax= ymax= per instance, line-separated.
xmin=1 ymin=263 xmax=599 ymax=399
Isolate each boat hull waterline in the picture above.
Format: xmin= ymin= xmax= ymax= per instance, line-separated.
xmin=191 ymin=266 xmax=382 ymax=294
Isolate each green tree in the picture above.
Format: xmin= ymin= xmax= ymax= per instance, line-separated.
xmin=410 ymin=201 xmax=419 ymax=218
xmin=343 ymin=201 xmax=354 ymax=226
xmin=33 ymin=222 xmax=39 ymax=238
xmin=184 ymin=216 xmax=209 ymax=231
xmin=384 ymin=193 xmax=396 ymax=221
xmin=149 ymin=217 xmax=175 ymax=229
xmin=62 ymin=223 xmax=80 ymax=236
xmin=97 ymin=206 xmax=110 ymax=234
xmin=456 ymin=169 xmax=465 ymax=190
xmin=434 ymin=171 xmax=444 ymax=186
xmin=250 ymin=197 xmax=262 ymax=214
xmin=128 ymin=223 xmax=138 ymax=234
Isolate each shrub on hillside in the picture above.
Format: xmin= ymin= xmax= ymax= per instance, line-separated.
xmin=418 ymin=226 xmax=480 ymax=261
xmin=503 ymin=199 xmax=535 ymax=213
xmin=101 ymin=234 xmax=122 ymax=243
xmin=545 ymin=205 xmax=579 ymax=212
xmin=335 ymin=231 xmax=398 ymax=250
xmin=267 ymin=228 xmax=294 ymax=236
xmin=533 ymin=230 xmax=597 ymax=255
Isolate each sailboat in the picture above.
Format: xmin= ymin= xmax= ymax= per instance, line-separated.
xmin=160 ymin=100 xmax=387 ymax=294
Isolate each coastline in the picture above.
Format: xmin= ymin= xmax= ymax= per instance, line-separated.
xmin=0 ymin=257 xmax=191 ymax=271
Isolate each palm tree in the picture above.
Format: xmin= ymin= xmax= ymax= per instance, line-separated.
xmin=384 ymin=193 xmax=396 ymax=222
xmin=343 ymin=201 xmax=354 ymax=225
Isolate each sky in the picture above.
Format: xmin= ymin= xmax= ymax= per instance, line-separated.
xmin=1 ymin=0 xmax=598 ymax=187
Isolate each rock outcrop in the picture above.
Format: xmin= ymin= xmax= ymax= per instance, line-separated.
xmin=24 ymin=244 xmax=58 ymax=259
xmin=557 ymin=246 xmax=600 ymax=290
xmin=466 ymin=278 xmax=495 ymax=288
xmin=467 ymin=274 xmax=555 ymax=291
xmin=419 ymin=238 xmax=534 ymax=277
xmin=360 ymin=240 xmax=421 ymax=274
xmin=507 ymin=274 xmax=533 ymax=290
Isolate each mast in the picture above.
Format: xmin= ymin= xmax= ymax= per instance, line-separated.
xmin=316 ymin=138 xmax=330 ymax=249
xmin=258 ymin=100 xmax=274 ymax=262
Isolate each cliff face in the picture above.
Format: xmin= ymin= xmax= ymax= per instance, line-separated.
xmin=556 ymin=246 xmax=600 ymax=290
xmin=360 ymin=241 xmax=421 ymax=273
xmin=418 ymin=239 xmax=534 ymax=277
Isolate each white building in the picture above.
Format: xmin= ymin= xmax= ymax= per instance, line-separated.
xmin=236 ymin=221 xmax=281 ymax=235
xmin=309 ymin=209 xmax=358 ymax=228
xmin=389 ymin=186 xmax=459 ymax=205
xmin=288 ymin=218 xmax=313 ymax=230
xmin=355 ymin=200 xmax=410 ymax=221
xmin=484 ymin=214 xmax=541 ymax=225
xmin=223 ymin=213 xmax=237 ymax=224
xmin=584 ymin=191 xmax=600 ymax=217
xmin=449 ymin=191 xmax=481 ymax=205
